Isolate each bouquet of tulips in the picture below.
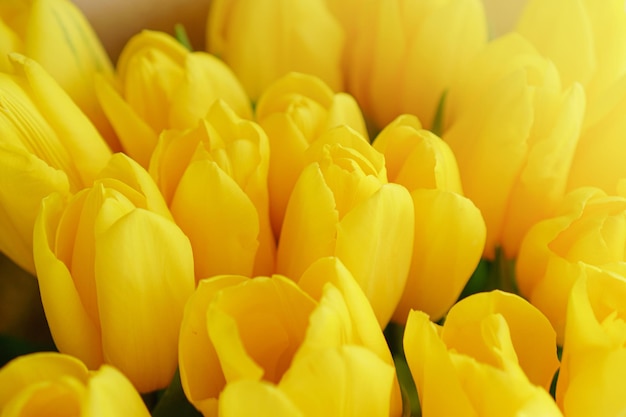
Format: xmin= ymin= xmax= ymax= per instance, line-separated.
xmin=1 ymin=0 xmax=626 ymax=416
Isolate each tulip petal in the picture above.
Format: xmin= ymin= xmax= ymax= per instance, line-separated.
xmin=33 ymin=193 xmax=103 ymax=369
xmin=393 ymin=189 xmax=485 ymax=323
xmin=277 ymin=163 xmax=339 ymax=280
xmin=83 ymin=365 xmax=151 ymax=417
xmin=335 ymin=183 xmax=414 ymax=326
xmin=179 ymin=275 xmax=249 ymax=411
xmin=170 ymin=158 xmax=259 ymax=280
xmin=219 ymin=380 xmax=303 ymax=417
xmin=94 ymin=209 xmax=194 ymax=392
xmin=279 ymin=346 xmax=395 ymax=417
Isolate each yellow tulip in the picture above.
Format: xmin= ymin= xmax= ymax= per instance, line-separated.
xmin=0 ymin=352 xmax=150 ymax=416
xmin=96 ymin=30 xmax=251 ymax=168
xmin=373 ymin=115 xmax=486 ymax=323
xmin=206 ymin=0 xmax=343 ymax=101
xmin=179 ymin=257 xmax=400 ymax=417
xmin=516 ymin=184 xmax=626 ymax=343
xmin=404 ymin=291 xmax=561 ymax=416
xmin=0 ymin=0 xmax=118 ymax=148
xmin=255 ymin=72 xmax=368 ymax=236
xmin=330 ymin=0 xmax=487 ymax=130
xmin=276 ymin=126 xmax=414 ymax=327
xmin=0 ymin=53 xmax=111 ymax=274
xmin=516 ymin=0 xmax=626 ymax=194
xmin=150 ymin=100 xmax=274 ymax=279
xmin=442 ymin=33 xmax=585 ymax=259
xmin=33 ymin=153 xmax=195 ymax=393
xmin=556 ymin=267 xmax=626 ymax=416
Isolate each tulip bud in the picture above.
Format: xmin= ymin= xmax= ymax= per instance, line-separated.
xmin=0 ymin=353 xmax=150 ymax=416
xmin=516 ymin=0 xmax=626 ymax=194
xmin=0 ymin=53 xmax=111 ymax=274
xmin=179 ymin=258 xmax=399 ymax=416
xmin=373 ymin=115 xmax=486 ymax=323
xmin=556 ymin=267 xmax=626 ymax=416
xmin=516 ymin=183 xmax=626 ymax=343
xmin=0 ymin=0 xmax=118 ymax=148
xmin=276 ymin=126 xmax=414 ymax=327
xmin=96 ymin=30 xmax=251 ymax=168
xmin=330 ymin=0 xmax=487 ymax=130
xmin=255 ymin=72 xmax=368 ymax=236
xmin=150 ymin=100 xmax=274 ymax=279
xmin=442 ymin=34 xmax=585 ymax=259
xmin=404 ymin=291 xmax=561 ymax=416
xmin=33 ymin=153 xmax=195 ymax=392
xmin=206 ymin=0 xmax=344 ymax=101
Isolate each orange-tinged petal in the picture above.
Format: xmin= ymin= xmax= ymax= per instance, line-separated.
xmin=94 ymin=209 xmax=194 ymax=393
xmin=279 ymin=346 xmax=395 ymax=417
xmin=219 ymin=380 xmax=303 ymax=417
xmin=335 ymin=183 xmax=414 ymax=326
xmin=33 ymin=193 xmax=103 ymax=369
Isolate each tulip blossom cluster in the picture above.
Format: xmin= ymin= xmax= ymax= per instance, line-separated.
xmin=1 ymin=0 xmax=626 ymax=416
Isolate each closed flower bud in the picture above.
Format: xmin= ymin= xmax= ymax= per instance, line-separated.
xmin=442 ymin=34 xmax=585 ymax=259
xmin=518 ymin=0 xmax=626 ymax=193
xmin=0 ymin=53 xmax=111 ymax=274
xmin=332 ymin=0 xmax=487 ymax=130
xmin=516 ymin=183 xmax=626 ymax=343
xmin=0 ymin=353 xmax=150 ymax=416
xmin=373 ymin=115 xmax=486 ymax=323
xmin=404 ymin=291 xmax=561 ymax=416
xmin=207 ymin=0 xmax=343 ymax=101
xmin=96 ymin=30 xmax=251 ymax=168
xmin=33 ymin=153 xmax=195 ymax=392
xmin=0 ymin=0 xmax=117 ymax=147
xmin=556 ymin=268 xmax=626 ymax=416
xmin=150 ymin=100 xmax=274 ymax=279
xmin=179 ymin=258 xmax=399 ymax=416
xmin=255 ymin=72 xmax=368 ymax=236
xmin=276 ymin=126 xmax=414 ymax=327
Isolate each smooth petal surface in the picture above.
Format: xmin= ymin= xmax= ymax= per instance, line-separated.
xmin=82 ymin=365 xmax=151 ymax=417
xmin=219 ymin=380 xmax=303 ymax=417
xmin=279 ymin=346 xmax=395 ymax=417
xmin=393 ymin=189 xmax=485 ymax=323
xmin=95 ymin=209 xmax=195 ymax=392
xmin=33 ymin=193 xmax=104 ymax=369
xmin=335 ymin=184 xmax=414 ymax=326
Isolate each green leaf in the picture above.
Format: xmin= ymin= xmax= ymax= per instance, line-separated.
xmin=174 ymin=24 xmax=193 ymax=51
xmin=151 ymin=369 xmax=202 ymax=417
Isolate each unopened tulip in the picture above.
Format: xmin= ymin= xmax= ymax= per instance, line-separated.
xmin=517 ymin=0 xmax=626 ymax=193
xmin=331 ymin=0 xmax=487 ymax=130
xmin=404 ymin=291 xmax=561 ymax=416
xmin=255 ymin=72 xmax=368 ymax=235
xmin=179 ymin=258 xmax=400 ymax=417
xmin=0 ymin=53 xmax=111 ymax=274
xmin=556 ymin=267 xmax=626 ymax=416
xmin=442 ymin=33 xmax=585 ymax=259
xmin=96 ymin=30 xmax=251 ymax=167
xmin=276 ymin=126 xmax=414 ymax=326
xmin=0 ymin=0 xmax=117 ymax=147
xmin=516 ymin=184 xmax=626 ymax=343
xmin=150 ymin=100 xmax=274 ymax=279
xmin=0 ymin=352 xmax=150 ymax=416
xmin=207 ymin=0 xmax=343 ymax=101
xmin=33 ymin=153 xmax=195 ymax=392
xmin=373 ymin=115 xmax=486 ymax=323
